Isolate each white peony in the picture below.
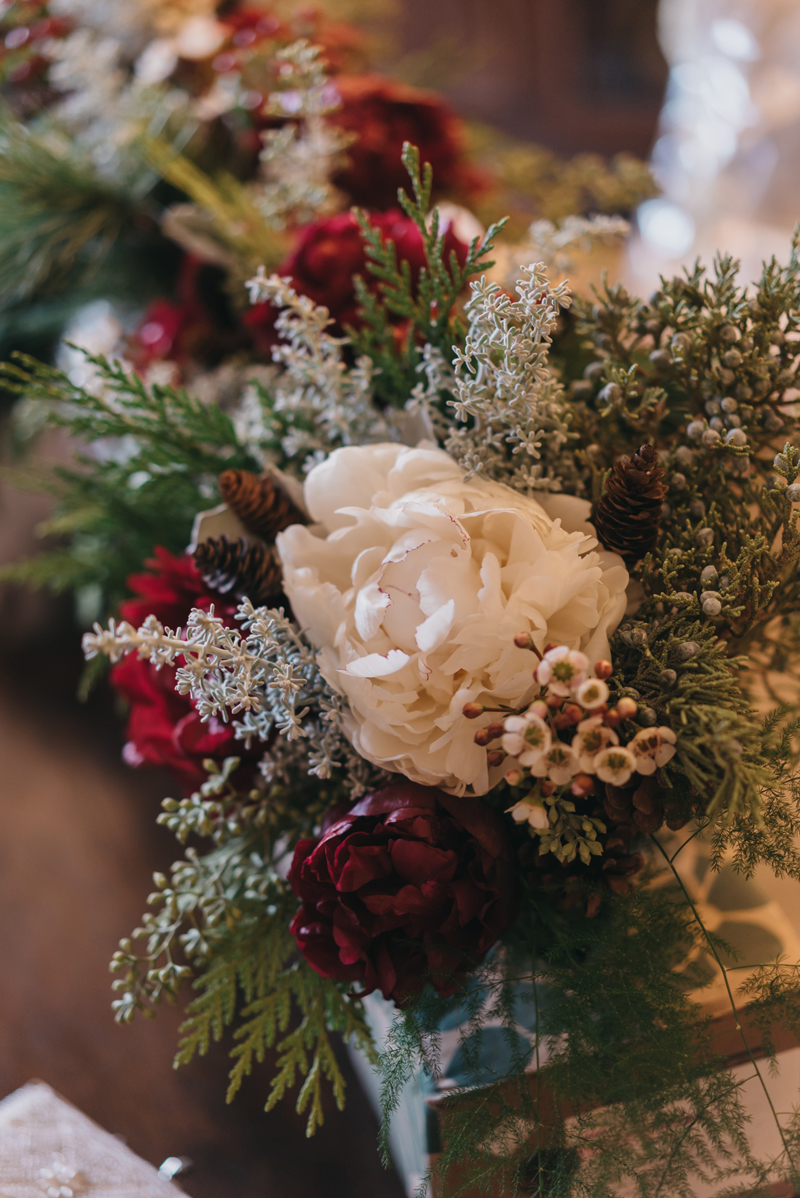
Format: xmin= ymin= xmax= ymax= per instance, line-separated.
xmin=276 ymin=443 xmax=629 ymax=796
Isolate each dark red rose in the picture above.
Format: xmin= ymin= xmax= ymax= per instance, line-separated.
xmin=110 ymin=547 xmax=254 ymax=793
xmin=289 ymin=781 xmax=515 ymax=1004
xmin=327 ymin=74 xmax=485 ymax=210
xmin=245 ymin=208 xmax=468 ymax=348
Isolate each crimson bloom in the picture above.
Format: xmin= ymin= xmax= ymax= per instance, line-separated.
xmin=110 ymin=548 xmax=250 ymax=793
xmin=328 ymin=74 xmax=484 ymax=210
xmin=289 ymin=782 xmax=514 ymax=1005
xmin=245 ymin=208 xmax=468 ymax=348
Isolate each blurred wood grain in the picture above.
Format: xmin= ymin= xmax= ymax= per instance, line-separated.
xmin=395 ymin=0 xmax=668 ymax=156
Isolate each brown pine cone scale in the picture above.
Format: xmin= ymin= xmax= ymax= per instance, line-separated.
xmin=194 ymin=536 xmax=284 ymax=606
xmin=593 ymin=444 xmax=666 ymax=563
xmin=218 ymin=469 xmax=306 ymax=541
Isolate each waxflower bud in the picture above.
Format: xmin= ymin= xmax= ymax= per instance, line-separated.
xmin=571 ymin=774 xmax=595 ymax=798
xmin=463 ymin=702 xmax=484 ymax=719
xmin=594 ymin=659 xmax=613 ymax=679
xmin=616 ymin=697 xmax=638 ymax=719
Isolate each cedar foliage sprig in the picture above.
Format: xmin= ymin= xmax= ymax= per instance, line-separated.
xmin=0 ymin=350 xmax=260 ymax=606
xmin=349 ymin=141 xmax=506 ymax=409
xmin=110 ymin=758 xmax=375 ymax=1135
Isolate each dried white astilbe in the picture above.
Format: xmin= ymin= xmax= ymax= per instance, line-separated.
xmin=44 ymin=26 xmax=191 ymax=178
xmin=446 ymin=265 xmax=583 ymax=494
xmin=48 ymin=0 xmax=217 ymax=47
xmin=498 ymin=214 xmax=630 ymax=287
xmin=83 ymin=600 xmax=382 ymax=794
xmin=257 ymin=40 xmax=353 ymax=229
xmin=243 ymin=271 xmax=402 ymax=468
xmin=402 ymin=343 xmax=455 ymax=445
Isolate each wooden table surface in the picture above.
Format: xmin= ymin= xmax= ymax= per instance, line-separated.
xmin=0 ymin=617 xmax=404 ymax=1198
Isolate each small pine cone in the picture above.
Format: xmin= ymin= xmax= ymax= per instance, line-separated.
xmin=218 ymin=469 xmax=306 ymax=541
xmin=194 ymin=536 xmax=284 ymax=606
xmin=593 ymin=444 xmax=666 ymax=563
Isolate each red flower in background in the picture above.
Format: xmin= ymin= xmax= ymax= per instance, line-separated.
xmin=289 ymin=781 xmax=514 ymax=1004
xmin=110 ymin=548 xmax=254 ymax=793
xmin=131 ymin=256 xmax=234 ymax=370
xmin=328 ymin=75 xmax=485 ymax=210
xmin=245 ymin=207 xmax=469 ymax=349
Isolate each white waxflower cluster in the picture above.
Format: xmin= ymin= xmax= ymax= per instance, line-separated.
xmin=41 ymin=1 xmax=221 ymax=174
xmin=445 ymin=266 xmax=584 ymax=496
xmin=482 ymin=644 xmax=677 ymax=835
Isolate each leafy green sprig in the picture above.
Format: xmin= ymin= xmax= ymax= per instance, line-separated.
xmin=111 ymin=758 xmax=373 ymax=1135
xmin=0 ymin=350 xmax=260 ymax=608
xmin=349 ymin=141 xmax=505 ymax=409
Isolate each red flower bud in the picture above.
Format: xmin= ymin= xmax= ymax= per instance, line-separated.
xmin=462 ymin=702 xmax=484 ymax=719
xmin=594 ymin=659 xmax=613 ymax=679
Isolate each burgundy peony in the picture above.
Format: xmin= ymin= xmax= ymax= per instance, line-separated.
xmin=245 ymin=208 xmax=468 ymax=346
xmin=327 ymin=74 xmax=485 ymax=210
xmin=110 ymin=547 xmax=251 ymax=793
xmin=289 ymin=782 xmax=515 ymax=1004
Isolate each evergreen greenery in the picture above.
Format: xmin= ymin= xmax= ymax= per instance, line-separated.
xmin=0 ymin=351 xmax=260 ymax=608
xmin=7 ymin=141 xmax=800 ymax=1195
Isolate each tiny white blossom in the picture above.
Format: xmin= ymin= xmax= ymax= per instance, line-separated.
xmin=629 ymin=726 xmax=677 ymax=775
xmin=573 ymin=716 xmax=619 ymax=772
xmin=501 ymin=712 xmax=552 ymax=766
xmin=506 ymin=797 xmax=550 ymax=830
xmin=529 ymin=743 xmax=580 ymax=786
xmin=536 ymin=647 xmax=590 ymax=696
xmin=575 ymin=677 xmax=610 ymax=710
xmin=594 ymin=746 xmax=636 ymax=785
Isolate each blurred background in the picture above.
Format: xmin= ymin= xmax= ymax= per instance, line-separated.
xmin=0 ymin=0 xmax=798 ymax=1194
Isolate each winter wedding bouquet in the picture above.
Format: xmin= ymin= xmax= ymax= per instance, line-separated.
xmin=5 ymin=4 xmax=800 ymax=1197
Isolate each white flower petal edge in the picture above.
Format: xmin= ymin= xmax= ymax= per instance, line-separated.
xmin=277 ymin=443 xmax=629 ymax=796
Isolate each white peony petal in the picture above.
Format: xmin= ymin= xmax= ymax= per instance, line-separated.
xmin=341 ymin=649 xmax=410 ymax=678
xmin=415 ymin=599 xmax=455 ymax=653
xmin=354 ymin=582 xmax=390 ymax=641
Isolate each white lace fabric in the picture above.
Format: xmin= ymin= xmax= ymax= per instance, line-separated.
xmin=0 ymin=1083 xmax=181 ymax=1198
